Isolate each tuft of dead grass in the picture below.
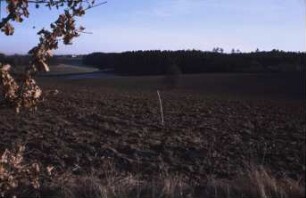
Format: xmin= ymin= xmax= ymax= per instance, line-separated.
xmin=198 ymin=166 xmax=305 ymax=198
xmin=41 ymin=166 xmax=304 ymax=198
xmin=1 ymin=147 xmax=304 ymax=198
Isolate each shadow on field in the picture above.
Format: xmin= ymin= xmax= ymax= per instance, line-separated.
xmin=54 ymin=72 xmax=305 ymax=100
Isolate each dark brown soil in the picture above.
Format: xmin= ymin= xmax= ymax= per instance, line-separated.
xmin=0 ymin=73 xmax=305 ymax=182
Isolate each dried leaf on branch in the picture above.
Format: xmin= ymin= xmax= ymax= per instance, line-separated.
xmin=0 ymin=0 xmax=103 ymax=113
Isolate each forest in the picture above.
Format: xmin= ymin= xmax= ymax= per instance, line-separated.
xmin=82 ymin=50 xmax=305 ymax=75
xmin=1 ymin=50 xmax=304 ymax=76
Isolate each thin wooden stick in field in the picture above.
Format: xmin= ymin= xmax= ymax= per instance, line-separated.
xmin=157 ymin=90 xmax=164 ymax=126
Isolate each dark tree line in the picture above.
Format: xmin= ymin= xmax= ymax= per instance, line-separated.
xmin=2 ymin=50 xmax=304 ymax=76
xmin=0 ymin=54 xmax=31 ymax=66
xmin=0 ymin=53 xmax=10 ymax=64
xmin=83 ymin=50 xmax=305 ymax=75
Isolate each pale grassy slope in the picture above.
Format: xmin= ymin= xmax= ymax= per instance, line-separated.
xmin=47 ymin=64 xmax=99 ymax=75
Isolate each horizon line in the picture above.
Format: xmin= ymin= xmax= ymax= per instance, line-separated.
xmin=2 ymin=48 xmax=305 ymax=56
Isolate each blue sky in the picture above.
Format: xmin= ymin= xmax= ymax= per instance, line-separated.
xmin=0 ymin=0 xmax=305 ymax=54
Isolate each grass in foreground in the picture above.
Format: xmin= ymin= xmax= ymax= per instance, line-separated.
xmin=1 ymin=148 xmax=304 ymax=198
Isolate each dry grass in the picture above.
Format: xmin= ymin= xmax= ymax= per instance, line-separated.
xmin=0 ymin=146 xmax=304 ymax=198
xmin=200 ymin=166 xmax=305 ymax=198
xmin=33 ymin=166 xmax=304 ymax=198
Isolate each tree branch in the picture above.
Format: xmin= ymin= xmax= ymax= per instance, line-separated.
xmin=0 ymin=13 xmax=13 ymax=29
xmin=0 ymin=0 xmax=104 ymax=3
